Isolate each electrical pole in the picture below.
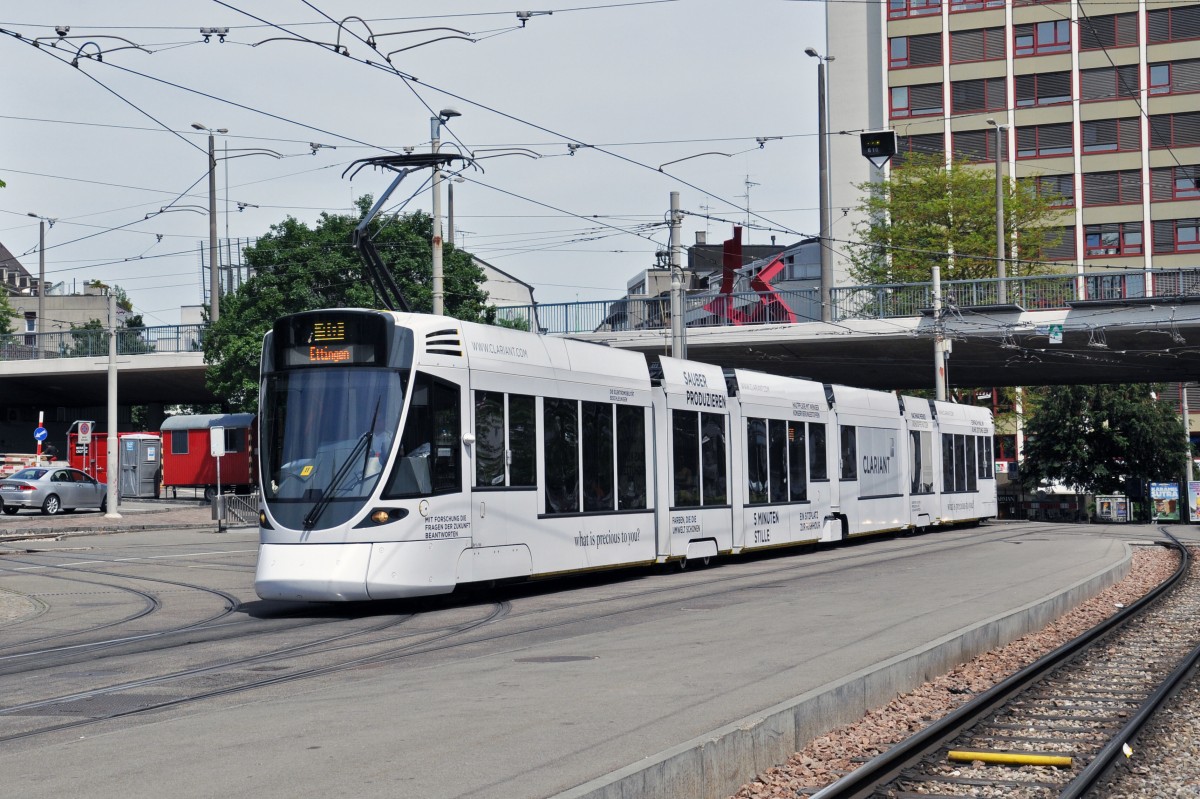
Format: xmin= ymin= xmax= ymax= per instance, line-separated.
xmin=105 ymin=290 xmax=121 ymax=519
xmin=933 ymin=264 xmax=948 ymax=402
xmin=430 ymin=108 xmax=461 ymax=316
xmin=806 ymin=48 xmax=835 ymax=323
xmin=990 ymin=120 xmax=1007 ymax=304
xmin=669 ymin=191 xmax=686 ymax=359
xmin=192 ymin=123 xmax=228 ymax=323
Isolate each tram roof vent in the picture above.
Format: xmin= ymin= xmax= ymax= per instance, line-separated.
xmin=425 ymin=328 xmax=463 ymax=357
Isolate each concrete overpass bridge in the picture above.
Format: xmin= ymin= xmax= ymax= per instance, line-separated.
xmin=3 ymin=267 xmax=1200 ymax=416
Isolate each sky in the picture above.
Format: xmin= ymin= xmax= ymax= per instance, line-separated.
xmin=1 ymin=1 xmax=827 ymax=326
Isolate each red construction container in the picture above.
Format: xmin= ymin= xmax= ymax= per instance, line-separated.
xmin=160 ymin=413 xmax=256 ymax=500
xmin=67 ymin=420 xmax=160 ymax=490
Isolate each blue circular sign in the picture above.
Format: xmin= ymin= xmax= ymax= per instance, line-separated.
xmin=34 ymin=427 xmax=48 ymax=442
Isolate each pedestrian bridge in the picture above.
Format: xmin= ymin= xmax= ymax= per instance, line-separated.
xmin=3 ymin=266 xmax=1200 ymax=407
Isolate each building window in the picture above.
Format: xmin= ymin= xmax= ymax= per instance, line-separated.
xmin=889 ymin=0 xmax=941 ymax=19
xmin=1149 ymin=112 xmax=1200 ymax=149
xmin=1085 ymin=222 xmax=1143 ymax=257
xmin=952 ymin=129 xmax=1008 ymax=163
xmin=1014 ymin=20 xmax=1071 ymax=56
xmin=890 ymin=84 xmax=943 ymax=118
xmin=1148 ymin=60 xmax=1200 ymax=96
xmin=950 ymin=27 xmax=1005 ymax=62
xmin=1043 ymin=226 xmax=1076 ymax=260
xmin=1081 ymin=117 xmax=1141 ymax=153
xmin=1151 ymin=166 xmax=1200 ymax=201
xmin=1024 ymin=174 xmax=1075 ymax=206
xmin=1153 ymin=219 xmax=1200 ymax=253
xmin=1084 ymin=170 xmax=1142 ymax=206
xmin=949 ymin=0 xmax=1003 ymax=12
xmin=1079 ymin=65 xmax=1140 ymax=101
xmin=894 ymin=133 xmax=945 ymax=166
xmin=1148 ymin=5 xmax=1200 ymax=44
xmin=889 ymin=33 xmax=941 ymax=69
xmin=951 ymin=77 xmax=1007 ymax=113
xmin=1015 ymin=72 xmax=1072 ymax=107
xmin=1079 ymin=12 xmax=1139 ymax=50
xmin=1017 ymin=123 xmax=1072 ymax=158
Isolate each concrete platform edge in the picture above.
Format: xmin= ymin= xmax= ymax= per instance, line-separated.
xmin=552 ymin=542 xmax=1136 ymax=799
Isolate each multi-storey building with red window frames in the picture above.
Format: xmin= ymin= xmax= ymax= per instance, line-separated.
xmin=826 ymin=0 xmax=1200 ymax=284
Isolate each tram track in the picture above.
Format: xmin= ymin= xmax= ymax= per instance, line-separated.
xmin=808 ymin=531 xmax=1200 ymax=799
xmin=0 ymin=553 xmax=239 ymax=660
xmin=0 ymin=600 xmax=511 ymax=745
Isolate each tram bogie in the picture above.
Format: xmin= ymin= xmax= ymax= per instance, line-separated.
xmin=254 ymin=309 xmax=997 ymax=602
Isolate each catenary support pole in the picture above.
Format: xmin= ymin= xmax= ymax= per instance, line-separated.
xmin=105 ymin=291 xmax=121 ymax=519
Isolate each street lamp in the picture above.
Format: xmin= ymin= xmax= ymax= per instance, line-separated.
xmin=987 ymin=118 xmax=1008 ymax=304
xmin=192 ymin=123 xmax=228 ymax=322
xmin=806 ymin=47 xmax=835 ymax=323
xmin=431 ymin=107 xmax=461 ymax=316
xmin=26 ymin=212 xmax=55 ymax=358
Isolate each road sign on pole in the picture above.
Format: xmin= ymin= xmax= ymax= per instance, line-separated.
xmin=78 ymin=421 xmax=92 ymax=445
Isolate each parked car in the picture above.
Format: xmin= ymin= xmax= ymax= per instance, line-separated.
xmin=0 ymin=467 xmax=108 ymax=515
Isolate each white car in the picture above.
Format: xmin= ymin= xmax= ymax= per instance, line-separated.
xmin=0 ymin=467 xmax=108 ymax=515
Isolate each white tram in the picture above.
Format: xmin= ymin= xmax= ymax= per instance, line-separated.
xmin=254 ymin=309 xmax=996 ymax=602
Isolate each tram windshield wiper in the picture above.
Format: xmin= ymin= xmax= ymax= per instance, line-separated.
xmin=303 ymin=400 xmax=382 ymax=530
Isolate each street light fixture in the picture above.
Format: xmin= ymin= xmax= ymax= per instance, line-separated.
xmin=431 ymin=107 xmax=461 ymax=316
xmin=192 ymin=123 xmax=228 ymax=322
xmin=987 ymin=118 xmax=1008 ymax=303
xmin=806 ymin=48 xmax=835 ymax=323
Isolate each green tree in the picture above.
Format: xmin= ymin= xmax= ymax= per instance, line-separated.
xmin=0 ymin=290 xmax=17 ymax=335
xmin=847 ymin=153 xmax=1067 ymax=285
xmin=1019 ymin=384 xmax=1188 ymax=495
xmin=203 ymin=199 xmax=491 ymax=412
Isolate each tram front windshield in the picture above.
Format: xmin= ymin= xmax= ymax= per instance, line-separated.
xmin=262 ymin=367 xmax=406 ymax=530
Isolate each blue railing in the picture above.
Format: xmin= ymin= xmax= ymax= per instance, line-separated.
xmin=0 ymin=324 xmax=206 ymax=361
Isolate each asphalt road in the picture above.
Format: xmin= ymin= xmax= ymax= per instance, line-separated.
xmin=0 ymin=520 xmax=1188 ymax=799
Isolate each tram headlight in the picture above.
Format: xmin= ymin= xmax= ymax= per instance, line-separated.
xmin=371 ymin=510 xmax=391 ymax=524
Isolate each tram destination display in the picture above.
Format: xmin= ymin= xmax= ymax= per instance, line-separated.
xmin=274 ymin=312 xmax=387 ymax=368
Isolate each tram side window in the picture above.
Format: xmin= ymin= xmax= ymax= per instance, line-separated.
xmin=942 ymin=433 xmax=955 ymax=492
xmin=789 ymin=422 xmax=808 ymax=501
xmin=673 ymin=410 xmax=701 ymax=507
xmin=840 ymin=425 xmax=858 ymax=480
xmin=543 ymin=398 xmax=579 ymax=514
xmin=475 ymin=391 xmax=506 ymax=487
xmin=910 ymin=430 xmax=934 ymax=494
xmin=701 ymin=412 xmax=728 ymax=505
xmin=941 ymin=433 xmax=980 ymax=493
xmin=965 ymin=436 xmax=978 ymax=491
xmin=509 ymin=394 xmax=537 ymax=487
xmin=384 ymin=372 xmax=461 ymax=498
xmin=747 ymin=418 xmax=769 ymax=504
xmin=809 ymin=423 xmax=828 ymax=480
xmin=977 ymin=435 xmax=993 ymax=480
xmin=616 ymin=405 xmax=647 ymax=510
xmin=768 ymin=419 xmax=790 ymax=503
xmin=955 ymin=434 xmax=969 ymax=493
xmin=582 ymin=401 xmax=615 ymax=512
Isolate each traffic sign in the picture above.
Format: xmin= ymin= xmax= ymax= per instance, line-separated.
xmin=78 ymin=421 xmax=92 ymax=445
xmin=34 ymin=426 xmax=48 ymax=442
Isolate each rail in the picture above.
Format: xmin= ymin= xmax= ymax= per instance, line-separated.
xmin=0 ymin=324 xmax=206 ymax=361
xmin=810 ymin=531 xmax=1193 ymax=799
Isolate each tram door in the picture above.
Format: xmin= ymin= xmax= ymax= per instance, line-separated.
xmin=470 ymin=390 xmax=539 ymax=549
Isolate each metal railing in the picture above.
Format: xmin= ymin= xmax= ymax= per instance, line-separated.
xmin=497 ymin=267 xmax=1200 ymax=333
xmin=495 ymin=289 xmax=822 ymax=335
xmin=219 ymin=491 xmax=260 ymax=528
xmin=0 ymin=324 xmax=206 ymax=362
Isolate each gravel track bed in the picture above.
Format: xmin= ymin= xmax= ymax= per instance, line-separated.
xmin=730 ymin=545 xmax=1182 ymax=799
